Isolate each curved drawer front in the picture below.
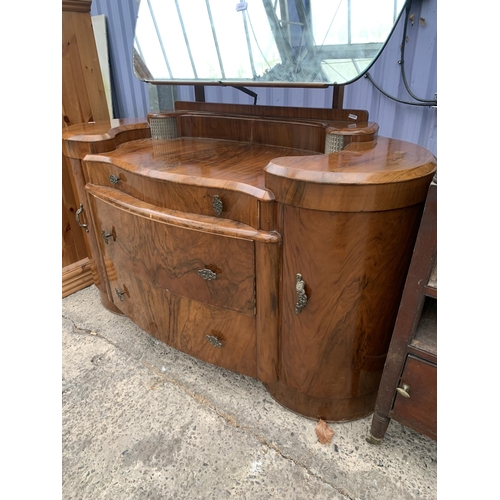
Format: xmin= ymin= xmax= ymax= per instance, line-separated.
xmin=104 ymin=264 xmax=171 ymax=345
xmin=86 ymin=161 xmax=261 ymax=228
xmin=88 ymin=187 xmax=256 ymax=316
xmin=169 ymin=294 xmax=257 ymax=378
xmin=103 ymin=265 xmax=257 ymax=379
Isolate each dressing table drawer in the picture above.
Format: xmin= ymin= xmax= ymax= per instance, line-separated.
xmin=88 ymin=185 xmax=256 ymax=315
xmin=105 ymin=265 xmax=170 ymax=345
xmin=169 ymin=294 xmax=257 ymax=378
xmin=85 ymin=161 xmax=262 ymax=229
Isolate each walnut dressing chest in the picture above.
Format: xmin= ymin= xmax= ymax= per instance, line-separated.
xmin=62 ymin=101 xmax=436 ymax=422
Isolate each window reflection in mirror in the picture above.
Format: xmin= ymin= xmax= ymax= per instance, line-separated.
xmin=133 ymin=0 xmax=407 ymax=86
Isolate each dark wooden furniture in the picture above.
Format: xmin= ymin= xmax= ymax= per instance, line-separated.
xmin=367 ymin=181 xmax=437 ymax=442
xmin=62 ymin=101 xmax=436 ymax=422
xmin=62 ymin=0 xmax=110 ymax=297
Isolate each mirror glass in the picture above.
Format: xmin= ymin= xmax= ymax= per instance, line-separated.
xmin=133 ymin=0 xmax=407 ymax=86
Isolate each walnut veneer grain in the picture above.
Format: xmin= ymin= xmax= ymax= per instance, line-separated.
xmin=63 ymin=103 xmax=437 ymax=421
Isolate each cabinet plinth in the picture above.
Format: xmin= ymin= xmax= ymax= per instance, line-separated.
xmin=62 ymin=102 xmax=436 ymax=422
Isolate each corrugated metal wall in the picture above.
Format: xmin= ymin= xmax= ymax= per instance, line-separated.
xmin=90 ymin=0 xmax=436 ymax=155
xmin=90 ymin=0 xmax=150 ymax=119
xmin=344 ymin=0 xmax=437 ymax=155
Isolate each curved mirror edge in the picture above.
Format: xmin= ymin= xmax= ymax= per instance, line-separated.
xmin=132 ymin=0 xmax=407 ymax=87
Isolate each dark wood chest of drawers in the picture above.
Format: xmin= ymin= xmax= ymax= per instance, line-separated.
xmin=368 ymin=182 xmax=437 ymax=441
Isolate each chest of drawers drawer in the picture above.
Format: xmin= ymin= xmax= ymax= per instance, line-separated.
xmin=88 ymin=185 xmax=256 ymax=316
xmin=86 ymin=161 xmax=264 ymax=229
xmin=391 ymin=355 xmax=437 ymax=438
xmin=106 ymin=265 xmax=257 ymax=378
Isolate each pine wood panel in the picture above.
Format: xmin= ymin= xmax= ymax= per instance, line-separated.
xmin=62 ymin=154 xmax=87 ymax=266
xmin=62 ymin=0 xmax=111 ymax=295
xmin=62 ymin=258 xmax=94 ymax=298
xmin=62 ymin=4 xmax=109 ymax=127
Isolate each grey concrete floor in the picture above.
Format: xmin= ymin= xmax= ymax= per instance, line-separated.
xmin=62 ymin=285 xmax=437 ymax=500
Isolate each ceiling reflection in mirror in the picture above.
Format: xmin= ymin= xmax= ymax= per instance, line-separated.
xmin=133 ymin=0 xmax=407 ymax=86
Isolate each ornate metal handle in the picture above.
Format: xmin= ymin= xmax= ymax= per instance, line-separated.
xmin=109 ymin=174 xmax=121 ymax=185
xmin=101 ymin=229 xmax=115 ymax=244
xmin=295 ymin=273 xmax=308 ymax=314
xmin=198 ymin=269 xmax=217 ymax=280
xmin=206 ymin=335 xmax=222 ymax=348
xmin=396 ymin=383 xmax=411 ymax=398
xmin=115 ymin=288 xmax=126 ymax=301
xmin=75 ymin=204 xmax=89 ymax=233
xmin=212 ymin=195 xmax=223 ymax=216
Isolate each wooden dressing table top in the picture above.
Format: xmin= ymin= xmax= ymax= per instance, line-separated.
xmin=85 ymin=137 xmax=319 ymax=199
xmin=266 ymin=137 xmax=436 ymax=185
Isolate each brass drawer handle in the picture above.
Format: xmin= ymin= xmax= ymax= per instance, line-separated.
xmin=101 ymin=229 xmax=115 ymax=244
xmin=212 ymin=195 xmax=223 ymax=216
xmin=295 ymin=273 xmax=308 ymax=314
xmin=396 ymin=383 xmax=411 ymax=398
xmin=206 ymin=335 xmax=222 ymax=348
xmin=109 ymin=174 xmax=121 ymax=185
xmin=198 ymin=269 xmax=217 ymax=280
xmin=75 ymin=204 xmax=89 ymax=233
xmin=115 ymin=288 xmax=126 ymax=301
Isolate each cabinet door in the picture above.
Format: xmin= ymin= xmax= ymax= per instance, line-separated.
xmin=280 ymin=204 xmax=422 ymax=400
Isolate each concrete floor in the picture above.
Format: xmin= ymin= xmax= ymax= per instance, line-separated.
xmin=62 ymin=285 xmax=437 ymax=500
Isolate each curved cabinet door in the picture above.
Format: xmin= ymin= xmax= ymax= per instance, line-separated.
xmin=275 ymin=204 xmax=423 ymax=420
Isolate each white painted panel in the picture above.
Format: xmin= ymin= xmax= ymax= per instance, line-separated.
xmin=92 ymin=15 xmax=114 ymax=119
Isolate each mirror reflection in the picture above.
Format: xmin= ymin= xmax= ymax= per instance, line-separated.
xmin=133 ymin=0 xmax=406 ymax=86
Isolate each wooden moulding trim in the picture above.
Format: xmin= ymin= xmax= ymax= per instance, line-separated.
xmin=62 ymin=119 xmax=150 ymax=142
xmin=85 ymin=156 xmax=276 ymax=202
xmin=62 ymin=1 xmax=92 ymax=13
xmin=62 ymin=120 xmax=150 ymax=159
xmin=265 ymin=172 xmax=435 ymax=212
xmin=86 ymin=184 xmax=282 ymax=243
xmin=325 ymin=122 xmax=379 ymax=137
xmin=62 ymin=258 xmax=94 ymax=298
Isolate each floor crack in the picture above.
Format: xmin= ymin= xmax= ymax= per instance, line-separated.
xmin=63 ymin=313 xmax=354 ymax=498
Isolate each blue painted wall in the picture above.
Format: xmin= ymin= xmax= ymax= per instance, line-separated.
xmin=90 ymin=0 xmax=436 ymax=155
